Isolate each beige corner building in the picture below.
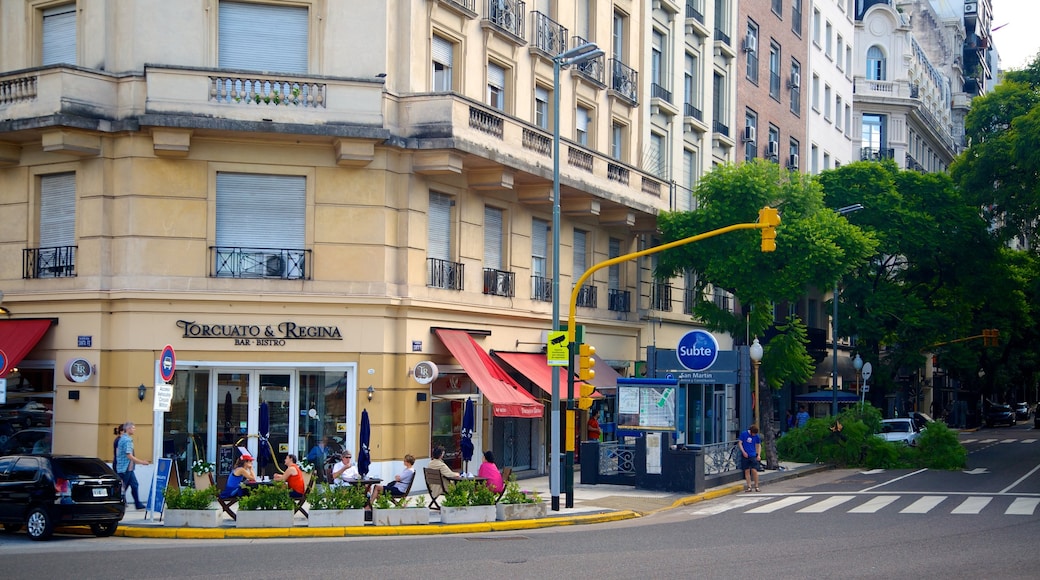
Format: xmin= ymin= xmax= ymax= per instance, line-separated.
xmin=0 ymin=0 xmax=751 ymax=484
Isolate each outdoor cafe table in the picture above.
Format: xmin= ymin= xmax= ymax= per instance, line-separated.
xmin=444 ymin=474 xmax=487 ymax=486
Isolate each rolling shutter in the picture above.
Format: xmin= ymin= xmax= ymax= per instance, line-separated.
xmin=216 ymin=173 xmax=305 ymax=249
xmin=219 ymin=1 xmax=308 ymax=74
xmin=42 ymin=4 xmax=77 ymax=66
xmin=39 ymin=173 xmax=76 ymax=247
xmin=432 ymin=35 xmax=453 ymax=67
xmin=428 ymin=192 xmax=452 ymax=261
xmin=573 ymin=230 xmax=587 ymax=275
xmin=484 ymin=206 xmax=503 ymax=270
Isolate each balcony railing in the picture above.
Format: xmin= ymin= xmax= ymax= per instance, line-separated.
xmin=209 ymin=76 xmax=325 ymax=108
xmin=686 ymin=1 xmax=705 ymax=24
xmin=23 ymin=246 xmax=77 ymax=279
xmin=428 ymin=257 xmax=464 ymax=290
xmin=609 ymin=59 xmax=638 ymax=104
xmin=522 ymin=127 xmax=551 ymax=157
xmin=683 ymin=286 xmax=696 ymax=315
xmin=860 ymin=147 xmax=895 ymax=161
xmin=712 ymin=290 xmax=731 ymax=312
xmin=576 ymin=284 xmax=598 ymax=308
xmin=714 ymin=28 xmax=731 ymax=46
xmin=607 ymin=162 xmax=630 ymax=185
xmin=568 ymin=146 xmax=594 ymax=172
xmin=532 ymin=275 xmax=552 ymax=302
xmin=712 ymin=120 xmax=730 ymax=137
xmin=531 ymin=12 xmax=567 ymax=56
xmin=0 ymin=74 xmax=37 ymax=105
xmin=684 ymin=103 xmax=703 ymax=121
xmin=650 ymin=281 xmax=673 ymax=312
xmin=572 ymin=36 xmax=605 ymax=84
xmin=485 ymin=0 xmax=526 ymax=39
xmin=438 ymin=0 xmax=476 ymax=12
xmin=650 ymin=83 xmax=672 ymax=104
xmin=608 ymin=289 xmax=631 ymax=312
xmin=469 ymin=106 xmax=505 ymax=138
xmin=212 ymin=247 xmax=309 ymax=279
xmin=483 ymin=268 xmax=515 ymax=297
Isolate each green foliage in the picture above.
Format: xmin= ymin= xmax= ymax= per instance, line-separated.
xmin=914 ymin=421 xmax=967 ymax=470
xmin=238 ymin=482 xmax=294 ymax=511
xmin=306 ymin=483 xmax=368 ymax=510
xmin=498 ymin=475 xmax=536 ymax=505
xmin=413 ymin=494 xmax=427 ymax=508
xmin=441 ymin=478 xmax=496 ymax=507
xmin=163 ymin=485 xmax=217 ymax=510
xmin=372 ymin=491 xmax=411 ymax=509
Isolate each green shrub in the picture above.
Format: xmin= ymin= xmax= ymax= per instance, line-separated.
xmin=307 ymin=483 xmax=368 ymax=510
xmin=862 ymin=436 xmax=910 ymax=469
xmin=164 ymin=485 xmax=217 ymax=510
xmin=238 ymin=482 xmax=294 ymax=511
xmin=499 ymin=475 xmax=536 ymax=504
xmin=913 ymin=421 xmax=967 ymax=469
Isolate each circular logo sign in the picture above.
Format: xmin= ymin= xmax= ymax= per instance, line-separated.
xmin=64 ymin=358 xmax=93 ymax=383
xmin=413 ymin=361 xmax=439 ymax=385
xmin=676 ymin=330 xmax=719 ymax=371
xmin=0 ymin=349 xmax=8 ymax=377
xmin=159 ymin=344 xmax=176 ymax=382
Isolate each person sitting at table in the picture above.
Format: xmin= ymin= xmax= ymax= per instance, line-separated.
xmin=477 ymin=450 xmax=504 ymax=494
xmin=273 ymin=453 xmax=306 ymax=498
xmin=221 ymin=454 xmax=256 ymax=499
xmin=428 ymin=446 xmax=458 ymax=479
xmin=331 ymin=450 xmax=358 ymax=486
xmin=371 ymin=454 xmax=415 ymax=501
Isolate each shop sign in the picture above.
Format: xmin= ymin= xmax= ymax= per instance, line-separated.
xmin=413 ymin=361 xmax=438 ymax=385
xmin=176 ymin=320 xmax=343 ymax=346
xmin=64 ymin=358 xmax=94 ymax=383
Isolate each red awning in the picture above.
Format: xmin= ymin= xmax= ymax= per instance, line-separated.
xmin=493 ymin=352 xmax=600 ymax=399
xmin=0 ymin=319 xmax=56 ymax=376
xmin=433 ymin=330 xmax=544 ymax=419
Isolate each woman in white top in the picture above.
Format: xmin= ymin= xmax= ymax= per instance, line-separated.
xmin=332 ymin=451 xmax=359 ymax=485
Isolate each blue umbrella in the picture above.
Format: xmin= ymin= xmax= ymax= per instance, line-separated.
xmin=460 ymin=397 xmax=475 ymax=474
xmin=258 ymin=402 xmax=270 ymax=471
xmin=358 ymin=409 xmax=371 ymax=478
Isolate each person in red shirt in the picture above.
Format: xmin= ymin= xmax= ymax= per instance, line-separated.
xmin=587 ymin=412 xmax=602 ymax=441
xmin=274 ymin=454 xmax=306 ymax=497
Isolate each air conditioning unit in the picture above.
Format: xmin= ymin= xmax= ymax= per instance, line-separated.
xmin=964 ymin=2 xmax=977 ymax=15
xmin=766 ymin=140 xmax=779 ymax=158
xmin=265 ymin=254 xmax=286 ymax=278
xmin=788 ymin=71 xmax=801 ymax=89
xmin=742 ymin=34 xmax=757 ymax=53
xmin=743 ymin=125 xmax=756 ymax=143
xmin=788 ymin=154 xmax=800 ymax=169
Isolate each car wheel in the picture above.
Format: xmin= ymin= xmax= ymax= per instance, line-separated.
xmin=90 ymin=521 xmax=119 ymax=537
xmin=2 ymin=523 xmax=21 ymax=533
xmin=25 ymin=507 xmax=54 ymax=541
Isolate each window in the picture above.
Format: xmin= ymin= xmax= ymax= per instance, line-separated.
xmin=745 ymin=22 xmax=759 ymax=84
xmin=484 ymin=206 xmax=504 ymax=271
xmin=611 ymin=122 xmax=624 ymax=161
xmin=681 ymin=149 xmax=698 ymax=211
xmin=812 ymin=73 xmax=820 ymax=111
xmin=823 ymin=152 xmax=831 ymax=170
xmin=744 ymin=111 xmax=758 ymax=162
xmin=535 ymin=86 xmax=549 ymax=129
xmin=769 ymin=43 xmax=781 ymax=100
xmin=862 ymin=114 xmax=885 ymax=151
xmin=812 ymin=8 xmax=821 ymax=45
xmin=648 ymin=132 xmax=666 ymax=179
xmin=684 ymin=53 xmax=699 ymax=109
xmin=835 ymin=95 xmax=843 ymax=130
xmin=811 ymin=144 xmax=819 ymax=173
xmin=866 ymin=46 xmax=885 ymax=81
xmin=791 ymin=0 xmax=802 ymax=36
xmin=219 ymin=1 xmax=308 ymax=73
xmin=216 ymin=173 xmax=306 ymax=279
xmin=487 ymin=61 xmax=506 ymax=110
xmin=712 ymin=72 xmax=726 ymax=124
xmin=836 ymin=35 xmax=844 ymax=71
xmin=772 ymin=0 xmax=782 ymax=15
xmin=432 ymin=35 xmax=454 ymax=92
xmin=768 ymin=125 xmax=780 ymax=160
xmin=36 ymin=173 xmax=76 ymax=278
xmin=576 ymin=106 xmax=590 ymax=146
xmin=576 ymin=0 xmax=591 ymax=39
xmin=845 ymin=104 xmax=852 ymax=137
xmin=790 ymin=60 xmax=801 ymax=115
xmin=532 ymin=218 xmax=550 ymax=300
xmin=651 ymin=30 xmax=665 ymax=88
xmin=825 ymin=21 xmax=833 ymax=58
xmin=824 ymin=84 xmax=832 ymax=121
xmin=845 ymin=45 xmax=853 ymax=77
xmin=789 ymin=139 xmax=800 ymax=169
xmin=613 ymin=11 xmax=626 ymax=62
xmin=42 ymin=3 xmax=77 ymax=66
xmin=428 ymin=191 xmax=459 ymax=289
xmin=573 ymin=229 xmax=588 ymax=281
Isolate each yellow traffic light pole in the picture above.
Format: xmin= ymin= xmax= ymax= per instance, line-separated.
xmin=559 ymin=207 xmax=780 ymax=506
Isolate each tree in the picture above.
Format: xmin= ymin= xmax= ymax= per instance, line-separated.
xmin=656 ymin=160 xmax=876 ymax=468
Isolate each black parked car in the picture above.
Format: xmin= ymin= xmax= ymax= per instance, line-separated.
xmin=0 ymin=455 xmax=125 ymax=540
xmin=984 ymin=404 xmax=1017 ymax=428
xmin=1014 ymin=402 xmax=1030 ymax=421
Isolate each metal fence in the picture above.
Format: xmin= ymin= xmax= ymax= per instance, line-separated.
xmin=598 ymin=441 xmax=637 ymax=476
xmin=692 ymin=441 xmax=740 ymax=476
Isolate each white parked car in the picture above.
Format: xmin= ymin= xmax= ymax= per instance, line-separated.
xmin=879 ymin=418 xmax=921 ymax=446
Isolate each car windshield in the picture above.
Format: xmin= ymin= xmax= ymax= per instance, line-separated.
xmin=52 ymin=457 xmax=113 ymax=478
xmin=882 ymin=422 xmax=911 ymax=433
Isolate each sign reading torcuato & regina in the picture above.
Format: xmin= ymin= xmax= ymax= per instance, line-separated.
xmin=177 ymin=320 xmax=342 ymax=346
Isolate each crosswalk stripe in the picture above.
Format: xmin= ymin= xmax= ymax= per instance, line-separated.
xmin=745 ymin=495 xmax=810 ymax=513
xmin=978 ymin=439 xmax=997 ymax=443
xmin=689 ymin=496 xmax=762 ymax=515
xmin=1006 ymin=498 xmax=1040 ymax=516
xmin=961 ymin=439 xmax=977 ymax=443
xmin=901 ymin=496 xmax=947 ymax=513
xmin=951 ymin=496 xmax=992 ymax=514
xmin=1000 ymin=439 xmax=1016 ymax=444
xmin=797 ymin=495 xmax=855 ymax=513
xmin=848 ymin=495 xmax=899 ymax=513
xmin=1022 ymin=439 xmax=1037 ymax=444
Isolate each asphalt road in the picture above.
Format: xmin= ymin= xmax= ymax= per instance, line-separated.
xmin=1 ymin=424 xmax=1037 ymax=580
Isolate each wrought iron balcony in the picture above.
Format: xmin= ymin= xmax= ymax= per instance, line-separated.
xmin=483 ymin=268 xmax=515 ymax=297
xmin=684 ymin=286 xmax=697 ymax=315
xmin=712 ymin=120 xmax=730 ymax=137
xmin=608 ymin=289 xmax=631 ymax=313
xmin=571 ymin=36 xmax=605 ymax=85
xmin=609 ymin=59 xmax=638 ymax=104
xmin=650 ymin=281 xmax=673 ymax=312
xmin=576 ymin=284 xmax=598 ymax=308
xmin=531 ymin=12 xmax=567 ymax=56
xmin=484 ymin=0 xmax=525 ymax=40
xmin=650 ymin=83 xmax=673 ymax=104
xmin=860 ymin=147 xmax=895 ymax=161
xmin=686 ymin=0 xmax=705 ymax=24
xmin=428 ymin=257 xmax=465 ymax=290
xmin=684 ymin=103 xmax=703 ymax=121
xmin=23 ymin=246 xmax=76 ymax=279
xmin=712 ymin=290 xmax=732 ymax=312
xmin=212 ymin=247 xmax=309 ymax=279
xmin=532 ymin=275 xmax=552 ymax=302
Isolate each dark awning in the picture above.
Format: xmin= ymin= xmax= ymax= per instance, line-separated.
xmin=0 ymin=319 xmax=56 ymax=376
xmin=796 ymin=390 xmax=859 ymax=403
xmin=433 ymin=330 xmax=543 ymax=419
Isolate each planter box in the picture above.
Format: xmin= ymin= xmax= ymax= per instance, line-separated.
xmin=371 ymin=507 xmax=429 ymax=526
xmin=193 ymin=473 xmax=213 ymax=490
xmin=163 ymin=508 xmax=221 ymax=528
xmin=307 ymin=508 xmax=366 ymax=527
xmin=235 ymin=509 xmax=294 ymax=528
xmin=496 ymin=502 xmax=548 ymax=521
xmin=440 ymin=504 xmax=496 ymax=524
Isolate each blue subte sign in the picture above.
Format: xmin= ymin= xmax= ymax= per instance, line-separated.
xmin=676 ymin=330 xmax=719 ymax=371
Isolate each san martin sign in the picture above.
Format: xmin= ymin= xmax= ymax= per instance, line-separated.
xmin=177 ymin=320 xmax=343 ymax=346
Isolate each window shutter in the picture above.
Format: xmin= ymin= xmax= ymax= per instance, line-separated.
xmin=42 ymin=4 xmax=76 ymax=66
xmin=488 ymin=62 xmax=505 ymax=89
xmin=531 ymin=219 xmax=548 ymax=278
xmin=428 ymin=192 xmax=452 ymax=261
xmin=216 ymin=173 xmax=305 ymax=249
xmin=573 ymin=230 xmax=587 ymax=275
xmin=40 ymin=173 xmax=76 ymax=247
xmin=576 ymin=107 xmax=589 ymax=133
xmin=484 ymin=206 xmax=503 ymax=270
xmin=219 ymin=1 xmax=308 ymax=74
xmin=432 ymin=35 xmax=453 ymax=66
xmin=608 ymin=238 xmax=621 ymax=290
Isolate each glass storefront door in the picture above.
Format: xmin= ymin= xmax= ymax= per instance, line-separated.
xmin=256 ymin=373 xmax=293 ymax=479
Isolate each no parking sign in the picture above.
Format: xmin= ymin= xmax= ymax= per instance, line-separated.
xmin=159 ymin=344 xmax=176 ymax=383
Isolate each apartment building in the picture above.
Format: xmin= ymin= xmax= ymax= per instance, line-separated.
xmin=0 ymin=0 xmax=694 ymax=483
xmin=806 ymin=0 xmax=855 ymax=173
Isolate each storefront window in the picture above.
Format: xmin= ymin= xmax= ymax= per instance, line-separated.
xmin=165 ymin=370 xmax=210 ymax=484
xmin=0 ymin=368 xmax=54 ymax=455
xmin=431 ymin=375 xmax=479 ymax=471
xmin=298 ymin=370 xmax=350 ymax=479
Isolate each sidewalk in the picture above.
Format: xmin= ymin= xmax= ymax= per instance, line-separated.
xmin=113 ymin=461 xmax=828 ymax=539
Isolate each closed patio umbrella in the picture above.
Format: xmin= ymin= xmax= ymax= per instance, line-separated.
xmin=223 ymin=391 xmax=233 ymax=445
xmin=258 ymin=401 xmax=270 ymax=472
xmin=358 ymin=409 xmax=371 ymax=478
xmin=460 ymin=397 xmax=475 ymax=475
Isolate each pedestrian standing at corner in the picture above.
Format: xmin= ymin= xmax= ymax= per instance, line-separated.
xmin=738 ymin=424 xmax=762 ymax=492
xmin=117 ymin=422 xmax=150 ymax=509
xmin=112 ymin=424 xmax=125 ymax=490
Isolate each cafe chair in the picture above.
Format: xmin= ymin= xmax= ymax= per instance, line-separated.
xmin=495 ymin=467 xmax=512 ymax=503
xmin=212 ymin=473 xmax=239 ymax=521
xmin=294 ymin=472 xmax=316 ymax=518
xmin=388 ymin=472 xmax=414 ymax=507
xmin=424 ymin=468 xmax=445 ymax=510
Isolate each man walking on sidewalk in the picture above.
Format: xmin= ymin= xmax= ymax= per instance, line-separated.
xmin=116 ymin=422 xmax=150 ymax=509
xmin=739 ymin=424 xmax=762 ymax=492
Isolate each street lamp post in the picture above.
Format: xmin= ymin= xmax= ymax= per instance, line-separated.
xmin=831 ymin=204 xmax=864 ymax=416
xmin=853 ymin=353 xmax=863 ymax=404
xmin=550 ymin=42 xmax=603 ymax=512
xmin=750 ymin=338 xmax=764 ymax=429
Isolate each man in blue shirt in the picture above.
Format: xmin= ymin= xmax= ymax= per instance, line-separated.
xmin=738 ymin=424 xmax=762 ymax=492
xmin=796 ymin=405 xmax=810 ymax=428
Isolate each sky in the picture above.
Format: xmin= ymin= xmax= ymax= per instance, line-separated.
xmin=991 ymin=0 xmax=1040 ymax=71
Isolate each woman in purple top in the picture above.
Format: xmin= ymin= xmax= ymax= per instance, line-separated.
xmin=477 ymin=450 xmax=504 ymax=494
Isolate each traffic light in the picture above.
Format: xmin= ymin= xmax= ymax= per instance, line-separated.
xmin=578 ymin=344 xmax=596 ymax=381
xmin=578 ymin=382 xmax=596 ymax=410
xmin=758 ymin=207 xmax=781 ymax=252
xmin=983 ymin=328 xmax=1000 ymax=346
